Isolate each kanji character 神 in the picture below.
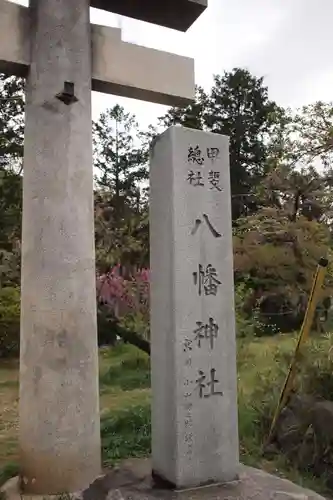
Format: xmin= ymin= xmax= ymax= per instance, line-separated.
xmin=193 ymin=317 xmax=219 ymax=349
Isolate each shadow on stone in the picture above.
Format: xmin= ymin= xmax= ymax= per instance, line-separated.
xmin=0 ymin=459 xmax=327 ymax=500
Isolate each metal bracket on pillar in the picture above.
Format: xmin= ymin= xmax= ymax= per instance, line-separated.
xmin=56 ymin=81 xmax=78 ymax=105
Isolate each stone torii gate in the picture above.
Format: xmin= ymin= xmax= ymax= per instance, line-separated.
xmin=0 ymin=0 xmax=206 ymax=494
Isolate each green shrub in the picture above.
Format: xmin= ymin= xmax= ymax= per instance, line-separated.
xmin=101 ymin=404 xmax=151 ymax=466
xmin=234 ymin=283 xmax=276 ymax=338
xmin=299 ymin=333 xmax=333 ymax=401
xmin=238 ymin=397 xmax=264 ymax=466
xmin=238 ymin=337 xmax=292 ymax=460
xmin=0 ymin=287 xmax=20 ymax=359
xmin=235 ymin=284 xmax=256 ymax=338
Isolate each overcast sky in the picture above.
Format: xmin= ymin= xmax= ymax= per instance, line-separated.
xmin=14 ymin=0 xmax=333 ymax=128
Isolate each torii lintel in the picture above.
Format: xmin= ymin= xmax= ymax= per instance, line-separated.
xmin=0 ymin=0 xmax=197 ymax=106
xmin=90 ymin=0 xmax=207 ymax=32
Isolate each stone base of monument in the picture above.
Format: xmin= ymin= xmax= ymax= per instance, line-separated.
xmin=0 ymin=459 xmax=326 ymax=500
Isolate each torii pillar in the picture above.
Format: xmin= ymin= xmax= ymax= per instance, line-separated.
xmin=0 ymin=0 xmax=206 ymax=494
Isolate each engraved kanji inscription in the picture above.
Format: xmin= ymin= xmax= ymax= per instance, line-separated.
xmin=185 ymin=432 xmax=193 ymax=443
xmin=193 ymin=264 xmax=221 ymax=296
xmin=208 ymin=170 xmax=222 ymax=191
xmin=183 ymin=336 xmax=193 ymax=352
xmin=193 ymin=317 xmax=219 ymax=349
xmin=188 ymin=145 xmax=204 ymax=165
xmin=187 ymin=170 xmax=204 ymax=187
xmin=207 ymin=147 xmax=220 ymax=161
xmin=196 ymin=368 xmax=223 ymax=398
xmin=191 ymin=214 xmax=221 ymax=238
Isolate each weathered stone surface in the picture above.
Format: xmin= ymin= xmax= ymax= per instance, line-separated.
xmin=90 ymin=0 xmax=207 ymax=32
xmin=150 ymin=127 xmax=239 ymax=488
xmin=84 ymin=460 xmax=328 ymax=500
xmin=19 ymin=0 xmax=101 ymax=494
xmin=312 ymin=400 xmax=333 ymax=446
xmin=2 ymin=460 xmax=326 ymax=500
xmin=270 ymin=493 xmax=309 ymax=500
xmin=275 ymin=395 xmax=316 ymax=459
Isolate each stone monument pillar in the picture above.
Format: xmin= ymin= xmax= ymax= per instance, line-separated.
xmin=150 ymin=126 xmax=239 ymax=488
xmin=19 ymin=0 xmax=101 ymax=493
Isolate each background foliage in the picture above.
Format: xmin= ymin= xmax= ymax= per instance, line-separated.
xmin=1 ymin=69 xmax=333 ymax=495
xmin=0 ymin=68 xmax=332 ymax=354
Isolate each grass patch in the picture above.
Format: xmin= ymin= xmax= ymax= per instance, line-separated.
xmin=0 ymin=461 xmax=19 ymax=487
xmin=100 ymin=344 xmax=150 ymax=391
xmin=100 ymin=357 xmax=150 ymax=391
xmin=100 ymin=343 xmax=148 ymax=366
xmin=0 ymin=336 xmax=333 ymax=497
xmin=0 ymin=362 xmax=19 ymax=467
xmin=0 ymin=381 xmax=18 ymax=389
xmin=101 ymin=404 xmax=151 ymax=466
xmin=100 ymin=388 xmax=150 ymax=415
xmin=237 ymin=332 xmax=333 ymax=496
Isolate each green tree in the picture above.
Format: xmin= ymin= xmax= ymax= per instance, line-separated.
xmin=234 ymin=100 xmax=333 ymax=333
xmin=258 ymin=165 xmax=333 ymax=226
xmin=0 ymin=167 xmax=22 ymax=288
xmin=234 ymin=205 xmax=332 ymax=333
xmin=0 ymin=74 xmax=24 ymax=289
xmin=161 ymin=68 xmax=283 ymax=219
xmin=94 ymin=191 xmax=149 ymax=273
xmin=160 ymin=86 xmax=208 ymax=130
xmin=93 ymin=105 xmax=149 ymax=273
xmin=93 ymin=105 xmax=148 ymax=200
xmin=206 ymin=69 xmax=282 ymax=219
xmin=0 ymin=167 xmax=22 ymax=250
xmin=292 ymin=101 xmax=333 ymax=170
xmin=0 ymin=74 xmax=25 ymax=172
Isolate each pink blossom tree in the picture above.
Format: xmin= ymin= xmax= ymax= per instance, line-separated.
xmin=97 ymin=265 xmax=150 ymax=343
